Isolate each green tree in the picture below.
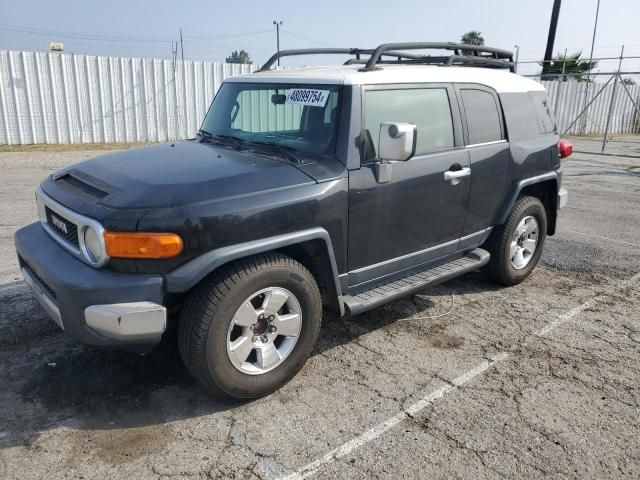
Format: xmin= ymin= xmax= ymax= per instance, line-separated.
xmin=461 ymin=31 xmax=484 ymax=46
xmin=226 ymin=50 xmax=252 ymax=64
xmin=543 ymin=51 xmax=598 ymax=81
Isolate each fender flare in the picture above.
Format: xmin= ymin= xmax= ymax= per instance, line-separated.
xmin=164 ymin=227 xmax=344 ymax=314
xmin=496 ymin=171 xmax=559 ymax=224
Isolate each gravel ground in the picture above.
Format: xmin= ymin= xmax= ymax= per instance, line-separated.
xmin=1 ymin=137 xmax=639 ymax=479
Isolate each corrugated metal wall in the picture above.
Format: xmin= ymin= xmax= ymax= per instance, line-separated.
xmin=1 ymin=50 xmax=639 ymax=145
xmin=541 ymin=79 xmax=640 ymax=135
xmin=0 ymin=50 xmax=256 ymax=145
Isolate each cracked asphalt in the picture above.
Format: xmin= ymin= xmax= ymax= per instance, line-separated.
xmin=1 ymin=136 xmax=639 ymax=479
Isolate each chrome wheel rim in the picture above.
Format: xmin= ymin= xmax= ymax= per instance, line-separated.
xmin=226 ymin=287 xmax=302 ymax=375
xmin=510 ymin=215 xmax=539 ymax=270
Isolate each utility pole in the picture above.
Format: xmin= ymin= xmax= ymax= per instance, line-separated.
xmin=273 ymin=20 xmax=283 ymax=66
xmin=179 ymin=28 xmax=184 ymax=61
xmin=541 ymin=0 xmax=562 ymax=77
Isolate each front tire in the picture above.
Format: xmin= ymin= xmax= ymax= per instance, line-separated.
xmin=178 ymin=253 xmax=322 ymax=399
xmin=483 ymin=195 xmax=547 ymax=286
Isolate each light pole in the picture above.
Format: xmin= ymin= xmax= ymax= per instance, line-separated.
xmin=542 ymin=0 xmax=562 ymax=77
xmin=273 ymin=20 xmax=283 ymax=66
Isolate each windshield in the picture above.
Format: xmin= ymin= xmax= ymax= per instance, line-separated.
xmin=200 ymin=82 xmax=341 ymax=155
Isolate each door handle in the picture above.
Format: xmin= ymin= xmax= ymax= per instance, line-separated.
xmin=444 ymin=167 xmax=471 ymax=184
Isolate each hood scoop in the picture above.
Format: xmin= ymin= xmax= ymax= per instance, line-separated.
xmin=54 ymin=171 xmax=115 ymax=200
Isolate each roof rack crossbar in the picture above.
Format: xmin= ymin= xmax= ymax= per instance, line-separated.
xmin=256 ymin=42 xmax=515 ymax=73
xmin=360 ymin=42 xmax=514 ymax=72
xmin=258 ymin=48 xmax=425 ymax=72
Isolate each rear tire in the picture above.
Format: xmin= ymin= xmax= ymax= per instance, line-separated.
xmin=178 ymin=253 xmax=322 ymax=400
xmin=483 ymin=196 xmax=547 ymax=286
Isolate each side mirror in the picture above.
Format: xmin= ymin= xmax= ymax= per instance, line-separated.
xmin=378 ymin=122 xmax=417 ymax=162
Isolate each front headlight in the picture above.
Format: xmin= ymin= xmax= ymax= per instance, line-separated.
xmin=83 ymin=226 xmax=104 ymax=264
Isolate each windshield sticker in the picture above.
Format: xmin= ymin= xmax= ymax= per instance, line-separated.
xmin=285 ymin=89 xmax=330 ymax=107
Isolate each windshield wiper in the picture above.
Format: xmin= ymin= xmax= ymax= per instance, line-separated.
xmin=212 ymin=134 xmax=246 ymax=150
xmin=250 ymin=141 xmax=302 ymax=164
xmin=197 ymin=128 xmax=213 ymax=138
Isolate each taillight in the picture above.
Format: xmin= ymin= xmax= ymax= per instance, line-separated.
xmin=558 ymin=139 xmax=573 ymax=159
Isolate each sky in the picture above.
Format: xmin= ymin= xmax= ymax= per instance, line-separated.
xmin=2 ymin=0 xmax=639 ymax=75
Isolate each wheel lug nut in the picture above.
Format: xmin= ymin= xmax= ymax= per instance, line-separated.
xmin=268 ymin=325 xmax=276 ymax=333
xmin=261 ymin=335 xmax=269 ymax=343
xmin=249 ymin=324 xmax=255 ymax=330
xmin=268 ymin=315 xmax=275 ymax=321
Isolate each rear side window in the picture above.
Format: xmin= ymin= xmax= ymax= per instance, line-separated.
xmin=364 ymin=88 xmax=454 ymax=157
xmin=460 ymin=89 xmax=503 ymax=145
xmin=529 ymin=91 xmax=556 ymax=133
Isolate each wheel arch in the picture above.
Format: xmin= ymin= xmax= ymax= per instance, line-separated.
xmin=165 ymin=228 xmax=345 ymax=315
xmin=496 ymin=172 xmax=559 ymax=235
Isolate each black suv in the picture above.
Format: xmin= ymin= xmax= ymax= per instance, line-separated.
xmin=15 ymin=43 xmax=571 ymax=399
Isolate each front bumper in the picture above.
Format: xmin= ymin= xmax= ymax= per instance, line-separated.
xmin=15 ymin=222 xmax=166 ymax=351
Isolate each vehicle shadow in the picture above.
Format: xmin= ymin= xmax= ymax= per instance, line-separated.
xmin=0 ymin=271 xmax=502 ymax=449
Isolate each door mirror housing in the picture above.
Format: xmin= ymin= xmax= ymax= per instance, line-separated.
xmin=378 ymin=122 xmax=417 ymax=162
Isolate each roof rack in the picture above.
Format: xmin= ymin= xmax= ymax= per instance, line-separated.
xmin=257 ymin=42 xmax=515 ymax=73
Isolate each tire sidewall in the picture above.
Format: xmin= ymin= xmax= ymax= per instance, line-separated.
xmin=502 ymin=199 xmax=547 ymax=283
xmin=204 ymin=265 xmax=321 ymax=398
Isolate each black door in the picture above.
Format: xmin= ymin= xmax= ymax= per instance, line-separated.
xmin=347 ymin=84 xmax=470 ymax=288
xmin=455 ymin=85 xmax=511 ymax=236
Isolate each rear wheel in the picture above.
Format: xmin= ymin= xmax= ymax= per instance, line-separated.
xmin=483 ymin=195 xmax=547 ymax=286
xmin=178 ymin=253 xmax=322 ymax=399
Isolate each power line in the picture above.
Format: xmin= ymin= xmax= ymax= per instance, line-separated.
xmin=280 ymin=29 xmax=335 ymax=48
xmin=0 ymin=24 xmax=277 ymax=45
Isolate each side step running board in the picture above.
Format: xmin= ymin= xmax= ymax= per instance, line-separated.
xmin=342 ymin=248 xmax=490 ymax=316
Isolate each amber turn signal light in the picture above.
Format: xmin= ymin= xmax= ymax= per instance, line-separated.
xmin=104 ymin=231 xmax=183 ymax=259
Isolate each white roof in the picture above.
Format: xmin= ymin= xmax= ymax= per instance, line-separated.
xmin=225 ymin=64 xmax=544 ymax=94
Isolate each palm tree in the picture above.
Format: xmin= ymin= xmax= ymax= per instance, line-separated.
xmin=543 ymin=51 xmax=598 ymax=81
xmin=461 ymin=31 xmax=484 ymax=46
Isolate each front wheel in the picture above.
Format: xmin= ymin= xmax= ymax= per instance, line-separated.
xmin=178 ymin=253 xmax=322 ymax=399
xmin=483 ymin=195 xmax=547 ymax=286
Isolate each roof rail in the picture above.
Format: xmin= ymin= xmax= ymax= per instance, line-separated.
xmin=257 ymin=42 xmax=515 ymax=73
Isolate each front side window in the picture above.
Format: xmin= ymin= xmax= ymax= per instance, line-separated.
xmin=460 ymin=89 xmax=504 ymax=144
xmin=201 ymin=82 xmax=341 ymax=155
xmin=364 ymin=88 xmax=455 ymax=159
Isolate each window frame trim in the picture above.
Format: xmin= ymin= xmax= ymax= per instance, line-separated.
xmin=454 ymin=83 xmax=507 ymax=146
xmin=358 ymin=82 xmax=464 ymax=166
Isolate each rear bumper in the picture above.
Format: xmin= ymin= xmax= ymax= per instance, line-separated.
xmin=15 ymin=222 xmax=166 ymax=351
xmin=558 ymin=187 xmax=568 ymax=209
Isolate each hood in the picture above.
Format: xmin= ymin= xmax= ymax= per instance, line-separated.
xmin=49 ymin=140 xmax=317 ymax=209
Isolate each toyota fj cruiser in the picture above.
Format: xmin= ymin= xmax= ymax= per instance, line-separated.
xmin=15 ymin=43 xmax=571 ymax=399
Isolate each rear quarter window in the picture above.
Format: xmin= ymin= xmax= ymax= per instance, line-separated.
xmin=499 ymin=92 xmax=545 ymax=142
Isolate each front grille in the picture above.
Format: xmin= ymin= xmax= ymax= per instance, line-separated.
xmin=23 ymin=263 xmax=57 ymax=300
xmin=45 ymin=206 xmax=79 ymax=248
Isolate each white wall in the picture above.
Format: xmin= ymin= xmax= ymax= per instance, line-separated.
xmin=1 ymin=50 xmax=639 ymax=145
xmin=542 ymin=79 xmax=640 ymax=135
xmin=0 ymin=50 xmax=256 ymax=145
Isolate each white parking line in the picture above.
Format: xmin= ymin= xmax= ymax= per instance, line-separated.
xmin=279 ymin=352 xmax=510 ymax=480
xmin=0 ymin=281 xmax=27 ymax=297
xmin=279 ymin=271 xmax=640 ymax=480
xmin=534 ymin=271 xmax=640 ymax=337
xmin=563 ymin=229 xmax=640 ymax=248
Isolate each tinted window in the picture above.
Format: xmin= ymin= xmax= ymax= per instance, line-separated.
xmin=202 ymin=82 xmax=341 ymax=154
xmin=499 ymin=93 xmax=542 ymax=142
xmin=364 ymin=88 xmax=454 ymax=157
xmin=529 ymin=91 xmax=556 ymax=133
xmin=460 ymin=89 xmax=503 ymax=144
